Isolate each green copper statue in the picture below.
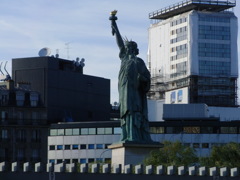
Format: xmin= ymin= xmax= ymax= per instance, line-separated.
xmin=110 ymin=10 xmax=153 ymax=143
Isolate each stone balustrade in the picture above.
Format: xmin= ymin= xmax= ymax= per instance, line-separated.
xmin=0 ymin=161 xmax=239 ymax=178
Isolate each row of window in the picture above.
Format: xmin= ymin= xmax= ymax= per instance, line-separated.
xmin=199 ymin=16 xmax=230 ymax=23
xmin=170 ymin=34 xmax=187 ymax=44
xmin=171 ymin=26 xmax=187 ymax=35
xmin=150 ymin=126 xmax=240 ymax=134
xmin=198 ymin=77 xmax=235 ymax=86
xmin=198 ymin=43 xmax=231 ymax=58
xmin=199 ymin=34 xmax=230 ymax=41
xmin=170 ymin=53 xmax=187 ymax=61
xmin=49 ymin=143 xmax=110 ymax=151
xmin=170 ymin=71 xmax=187 ymax=79
xmin=171 ymin=44 xmax=187 ymax=53
xmin=199 ymin=43 xmax=230 ymax=49
xmin=50 ymin=127 xmax=121 ymax=136
xmin=198 ymin=25 xmax=231 ymax=40
xmin=199 ymin=61 xmax=230 ymax=76
xmin=170 ymin=17 xmax=187 ymax=27
xmin=198 ymin=89 xmax=233 ymax=96
xmin=170 ymin=90 xmax=183 ymax=103
xmin=0 ymin=129 xmax=41 ymax=141
xmin=199 ymin=25 xmax=230 ymax=32
xmin=171 ymin=61 xmax=187 ymax=72
xmin=49 ymin=158 xmax=111 ymax=164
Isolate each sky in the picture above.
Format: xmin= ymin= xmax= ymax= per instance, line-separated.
xmin=0 ymin=0 xmax=239 ymax=103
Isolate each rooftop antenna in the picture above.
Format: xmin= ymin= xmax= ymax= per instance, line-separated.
xmin=3 ymin=61 xmax=11 ymax=81
xmin=65 ymin=42 xmax=71 ymax=59
xmin=56 ymin=49 xmax=59 ymax=58
xmin=38 ymin=47 xmax=51 ymax=57
xmin=0 ymin=62 xmax=4 ymax=75
xmin=4 ymin=61 xmax=10 ymax=76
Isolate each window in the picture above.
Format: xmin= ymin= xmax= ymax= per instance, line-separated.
xmin=17 ymin=129 xmax=26 ymax=142
xmin=72 ymin=145 xmax=79 ymax=150
xmin=17 ymin=148 xmax=24 ymax=160
xmin=32 ymin=149 xmax=40 ymax=159
xmin=183 ymin=143 xmax=191 ymax=147
xmin=72 ymin=128 xmax=80 ymax=135
xmin=65 ymin=129 xmax=73 ymax=135
xmin=105 ymin=158 xmax=111 ymax=163
xmin=57 ymin=159 xmax=63 ymax=164
xmin=49 ymin=145 xmax=55 ymax=150
xmin=88 ymin=158 xmax=94 ymax=163
xmin=88 ymin=128 xmax=96 ymax=135
xmin=150 ymin=127 xmax=164 ymax=134
xmin=171 ymin=92 xmax=176 ymax=103
xmin=221 ymin=127 xmax=237 ymax=134
xmin=72 ymin=159 xmax=78 ymax=163
xmin=49 ymin=159 xmax=55 ymax=163
xmin=96 ymin=144 xmax=104 ymax=149
xmin=183 ymin=127 xmax=200 ymax=134
xmin=50 ymin=129 xmax=57 ymax=136
xmin=1 ymin=111 xmax=8 ymax=122
xmin=201 ymin=127 xmax=213 ymax=134
xmin=96 ymin=158 xmax=103 ymax=163
xmin=166 ymin=127 xmax=182 ymax=134
xmin=105 ymin=128 xmax=112 ymax=134
xmin=81 ymin=128 xmax=88 ymax=135
xmin=193 ymin=143 xmax=200 ymax=148
xmin=65 ymin=145 xmax=71 ymax=150
xmin=57 ymin=129 xmax=64 ymax=136
xmin=80 ymin=144 xmax=86 ymax=149
xmin=113 ymin=127 xmax=121 ymax=134
xmin=32 ymin=129 xmax=41 ymax=142
xmin=97 ymin=128 xmax=104 ymax=134
xmin=57 ymin=145 xmax=63 ymax=150
xmin=80 ymin=159 xmax=87 ymax=164
xmin=202 ymin=143 xmax=209 ymax=148
xmin=88 ymin=144 xmax=95 ymax=149
xmin=178 ymin=90 xmax=183 ymax=102
xmin=1 ymin=129 xmax=8 ymax=139
xmin=64 ymin=159 xmax=70 ymax=164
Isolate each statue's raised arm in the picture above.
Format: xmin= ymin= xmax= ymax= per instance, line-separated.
xmin=109 ymin=10 xmax=125 ymax=52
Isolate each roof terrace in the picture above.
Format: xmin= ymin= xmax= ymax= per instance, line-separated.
xmin=149 ymin=0 xmax=236 ymax=20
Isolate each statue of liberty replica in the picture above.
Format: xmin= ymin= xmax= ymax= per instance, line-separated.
xmin=110 ymin=10 xmax=153 ymax=143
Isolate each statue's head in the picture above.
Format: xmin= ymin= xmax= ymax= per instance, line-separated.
xmin=125 ymin=40 xmax=139 ymax=56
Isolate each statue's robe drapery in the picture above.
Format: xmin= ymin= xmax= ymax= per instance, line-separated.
xmin=118 ymin=48 xmax=152 ymax=142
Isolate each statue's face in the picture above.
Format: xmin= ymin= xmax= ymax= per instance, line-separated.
xmin=125 ymin=41 xmax=139 ymax=55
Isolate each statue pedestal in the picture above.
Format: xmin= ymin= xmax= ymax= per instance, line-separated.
xmin=108 ymin=143 xmax=163 ymax=166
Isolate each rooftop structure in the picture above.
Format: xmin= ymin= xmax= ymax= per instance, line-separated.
xmin=149 ymin=0 xmax=236 ymax=20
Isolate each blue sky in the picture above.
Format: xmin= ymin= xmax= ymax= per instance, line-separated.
xmin=0 ymin=0 xmax=239 ymax=103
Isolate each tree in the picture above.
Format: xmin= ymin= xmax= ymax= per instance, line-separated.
xmin=144 ymin=141 xmax=198 ymax=167
xmin=200 ymin=142 xmax=240 ymax=168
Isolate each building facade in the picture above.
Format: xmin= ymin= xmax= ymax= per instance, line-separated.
xmin=12 ymin=56 xmax=110 ymax=123
xmin=0 ymin=80 xmax=48 ymax=164
xmin=48 ymin=114 xmax=240 ymax=164
xmin=147 ymin=0 xmax=238 ymax=107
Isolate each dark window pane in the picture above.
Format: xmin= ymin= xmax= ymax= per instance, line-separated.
xmin=72 ymin=145 xmax=79 ymax=150
xmin=49 ymin=145 xmax=55 ymax=150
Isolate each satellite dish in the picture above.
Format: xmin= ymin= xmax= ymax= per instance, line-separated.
xmin=38 ymin=47 xmax=51 ymax=57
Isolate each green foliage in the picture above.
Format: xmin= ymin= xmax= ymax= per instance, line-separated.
xmin=144 ymin=141 xmax=198 ymax=167
xmin=200 ymin=142 xmax=240 ymax=168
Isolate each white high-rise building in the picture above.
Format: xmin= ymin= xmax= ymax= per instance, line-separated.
xmin=147 ymin=0 xmax=238 ymax=107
